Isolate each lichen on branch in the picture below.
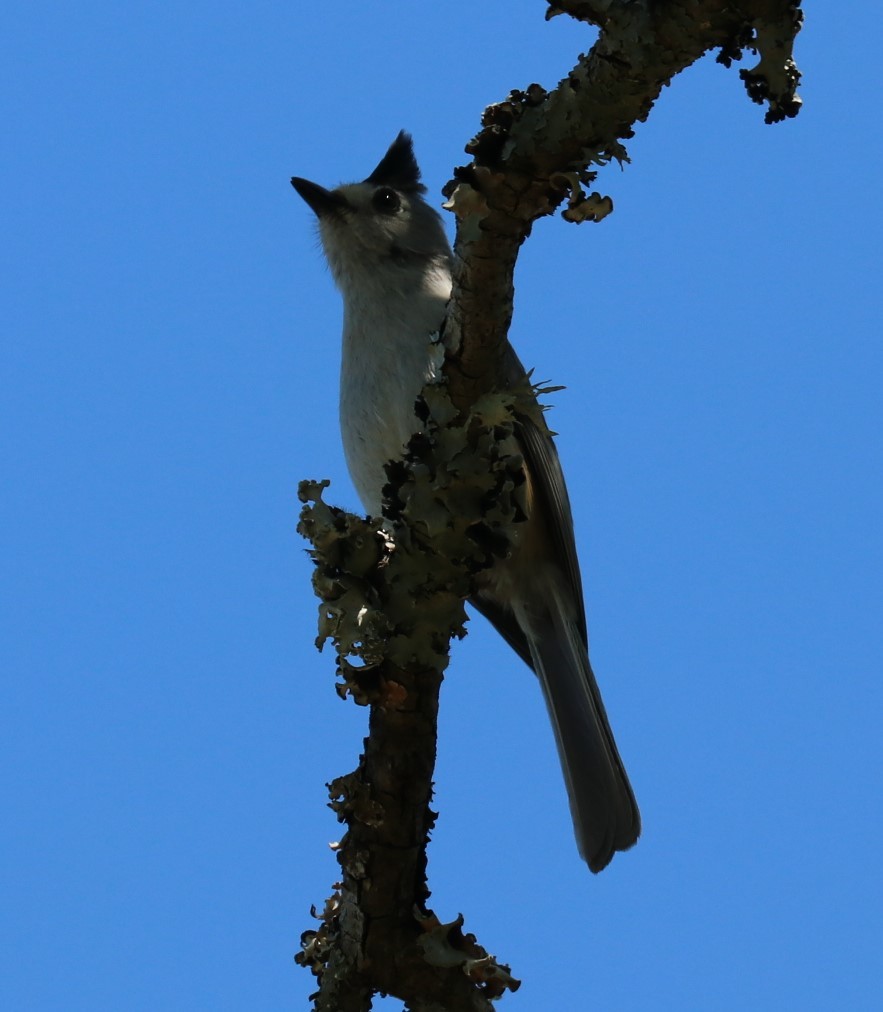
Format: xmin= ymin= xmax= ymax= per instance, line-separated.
xmin=296 ymin=384 xmax=532 ymax=1009
xmin=295 ymin=2 xmax=805 ymax=1007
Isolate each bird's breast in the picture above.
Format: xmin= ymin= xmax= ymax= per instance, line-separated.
xmin=339 ymin=294 xmax=445 ymax=515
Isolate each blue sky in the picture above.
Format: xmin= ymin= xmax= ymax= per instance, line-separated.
xmin=2 ymin=2 xmax=881 ymax=1009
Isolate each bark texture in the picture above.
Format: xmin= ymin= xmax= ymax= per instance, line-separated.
xmin=297 ymin=2 xmax=802 ymax=1008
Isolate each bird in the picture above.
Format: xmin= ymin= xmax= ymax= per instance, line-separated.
xmin=291 ymin=131 xmax=639 ymax=872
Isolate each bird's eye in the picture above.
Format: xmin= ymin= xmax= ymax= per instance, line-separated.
xmin=372 ymin=187 xmax=401 ymax=214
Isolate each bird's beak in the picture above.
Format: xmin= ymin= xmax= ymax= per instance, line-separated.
xmin=290 ymin=177 xmax=350 ymax=217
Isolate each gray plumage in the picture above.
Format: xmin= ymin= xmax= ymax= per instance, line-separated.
xmin=291 ymin=132 xmax=639 ymax=872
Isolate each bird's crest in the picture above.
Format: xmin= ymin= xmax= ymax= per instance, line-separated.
xmin=364 ymin=131 xmax=426 ymax=194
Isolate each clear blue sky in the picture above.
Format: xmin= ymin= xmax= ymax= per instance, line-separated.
xmin=2 ymin=3 xmax=881 ymax=1010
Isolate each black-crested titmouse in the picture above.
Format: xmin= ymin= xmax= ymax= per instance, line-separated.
xmin=291 ymin=132 xmax=639 ymax=872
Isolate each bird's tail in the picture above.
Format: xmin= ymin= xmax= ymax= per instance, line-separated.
xmin=529 ymin=612 xmax=640 ymax=872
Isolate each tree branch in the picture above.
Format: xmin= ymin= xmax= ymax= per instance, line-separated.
xmin=442 ymin=0 xmax=803 ymax=405
xmin=297 ymin=1 xmax=802 ymax=1006
xmin=296 ymin=384 xmax=530 ymax=1009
